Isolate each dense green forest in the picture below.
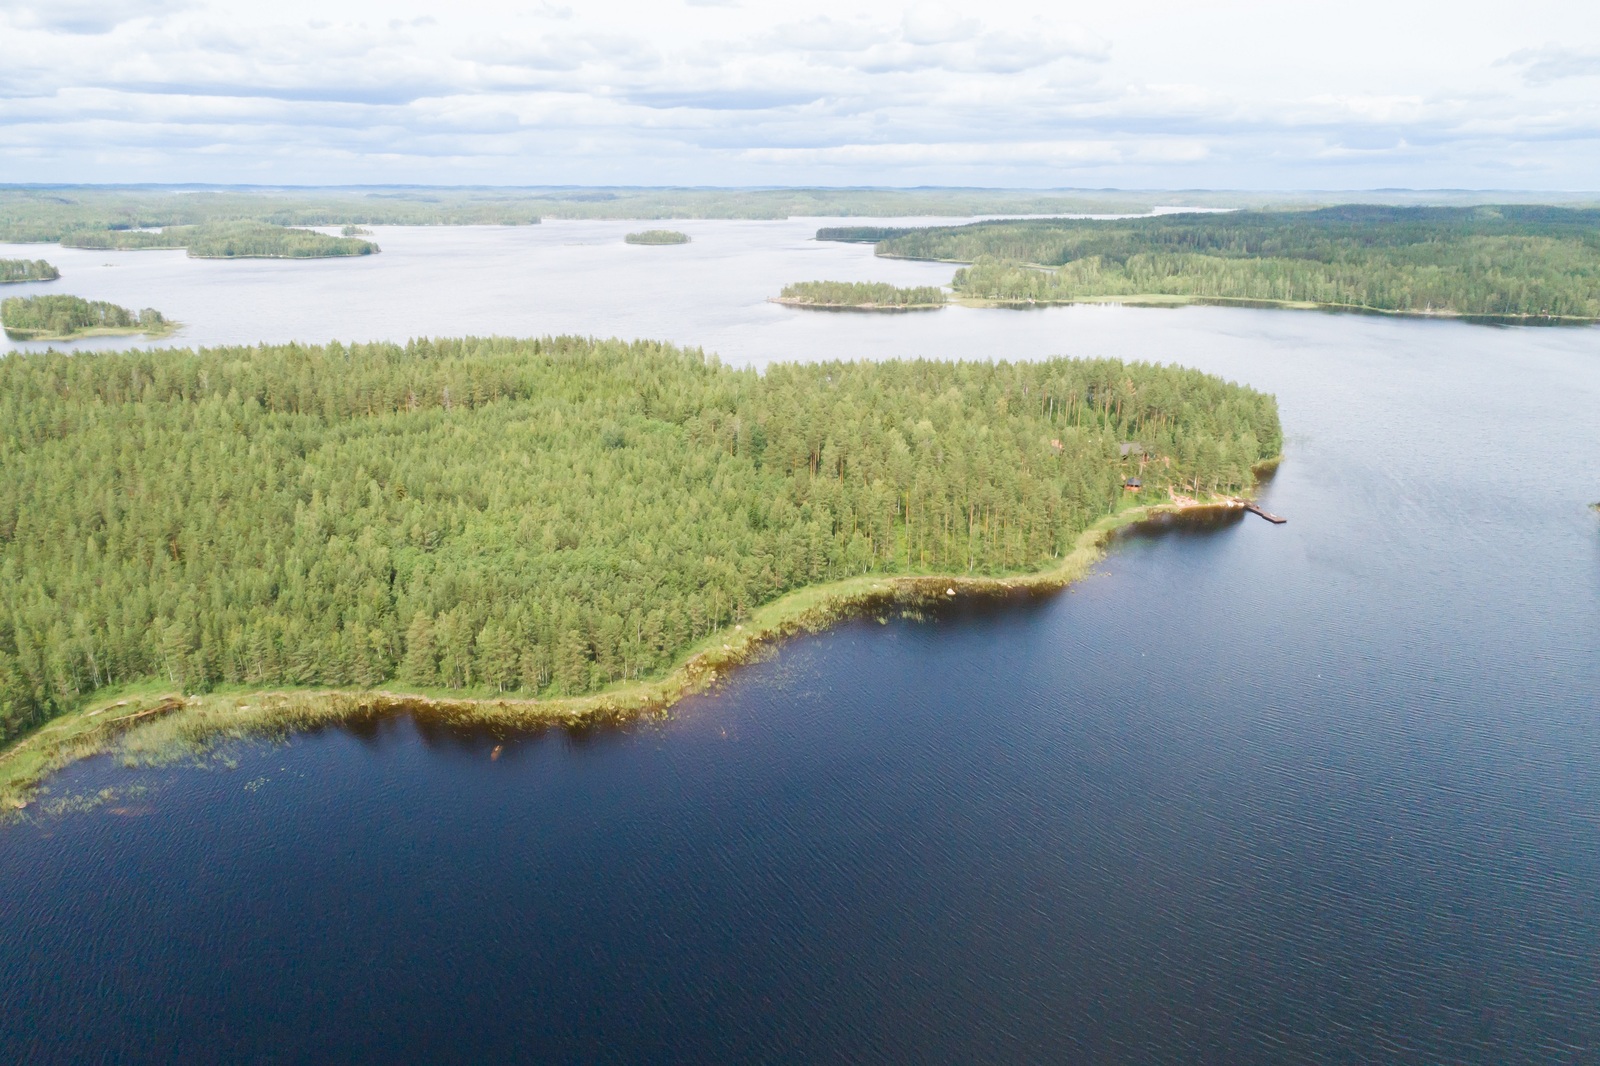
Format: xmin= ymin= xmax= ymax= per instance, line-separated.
xmin=0 ymin=259 xmax=58 ymax=283
xmin=0 ymin=336 xmax=1279 ymax=743
xmin=1 ymin=295 xmax=168 ymax=339
xmin=625 ymin=230 xmax=691 ymax=245
xmin=778 ymin=280 xmax=947 ymax=307
xmin=881 ymin=206 xmax=1600 ymax=319
xmin=62 ymin=222 xmax=378 ymax=259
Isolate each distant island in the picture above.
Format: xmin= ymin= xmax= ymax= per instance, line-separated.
xmin=776 ymin=280 xmax=946 ymax=310
xmin=1 ymin=295 xmax=174 ymax=340
xmin=340 ymin=225 xmax=372 ymax=237
xmin=867 ymin=206 xmax=1600 ymax=322
xmin=0 ymin=259 xmax=59 ymax=284
xmin=0 ymin=336 xmax=1280 ymax=803
xmin=625 ymin=230 xmax=691 ymax=245
xmin=61 ymin=222 xmax=379 ymax=259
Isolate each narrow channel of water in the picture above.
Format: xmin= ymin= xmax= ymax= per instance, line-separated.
xmin=2 ymin=222 xmax=1598 ymax=1063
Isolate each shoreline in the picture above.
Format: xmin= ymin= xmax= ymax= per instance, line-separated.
xmin=2 ymin=322 xmax=180 ymax=342
xmin=0 ymin=492 xmax=1257 ymax=813
xmin=770 ymin=297 xmax=945 ymax=312
xmin=949 ymin=292 xmax=1600 ymax=324
xmin=186 ymin=252 xmax=376 ymax=260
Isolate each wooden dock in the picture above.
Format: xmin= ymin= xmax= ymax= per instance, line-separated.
xmin=1243 ymin=503 xmax=1287 ymax=524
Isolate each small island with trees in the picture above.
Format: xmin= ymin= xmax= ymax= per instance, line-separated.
xmin=61 ymin=222 xmax=379 ymax=259
xmin=0 ymin=259 xmax=60 ymax=284
xmin=1 ymin=295 xmax=174 ymax=340
xmin=625 ymin=230 xmax=691 ymax=245
xmin=776 ymin=280 xmax=947 ymax=310
xmin=0 ymin=335 xmax=1280 ymax=805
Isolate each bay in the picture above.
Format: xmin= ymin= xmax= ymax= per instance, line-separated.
xmin=2 ymin=220 xmax=1598 ymax=1063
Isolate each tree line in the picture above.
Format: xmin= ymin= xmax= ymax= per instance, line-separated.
xmin=0 ymin=336 xmax=1280 ymax=743
xmin=883 ymin=206 xmax=1600 ymax=320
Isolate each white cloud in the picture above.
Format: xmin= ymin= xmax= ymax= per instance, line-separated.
xmin=2 ymin=0 xmax=190 ymax=34
xmin=1499 ymin=46 xmax=1600 ymax=85
xmin=900 ymin=3 xmax=977 ymax=46
xmin=0 ymin=0 xmax=1597 ymax=187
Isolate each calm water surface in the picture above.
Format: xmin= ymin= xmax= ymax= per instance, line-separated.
xmin=2 ymin=221 xmax=1599 ymax=1063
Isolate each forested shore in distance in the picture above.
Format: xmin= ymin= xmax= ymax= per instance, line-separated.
xmin=863 ymin=206 xmax=1600 ymax=322
xmin=0 ymin=259 xmax=58 ymax=283
xmin=776 ymin=280 xmax=946 ymax=309
xmin=0 ymin=186 xmax=1207 ymax=241
xmin=9 ymin=185 xmax=1598 ymax=244
xmin=625 ymin=229 xmax=690 ymax=244
xmin=1 ymin=295 xmax=172 ymax=340
xmin=62 ymin=221 xmax=378 ymax=259
xmin=0 ymin=335 xmax=1281 ymax=768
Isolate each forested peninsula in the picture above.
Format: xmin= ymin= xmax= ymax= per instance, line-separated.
xmin=0 ymin=259 xmax=58 ymax=284
xmin=625 ymin=230 xmax=690 ymax=245
xmin=0 ymin=336 xmax=1280 ymax=770
xmin=62 ymin=222 xmax=378 ymax=259
xmin=872 ymin=206 xmax=1600 ymax=321
xmin=777 ymin=280 xmax=947 ymax=309
xmin=1 ymin=295 xmax=171 ymax=340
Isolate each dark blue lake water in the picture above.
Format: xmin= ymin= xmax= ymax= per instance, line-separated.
xmin=2 ymin=222 xmax=1599 ymax=1063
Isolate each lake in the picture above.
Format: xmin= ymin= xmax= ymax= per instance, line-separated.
xmin=3 ymin=220 xmax=1599 ymax=1063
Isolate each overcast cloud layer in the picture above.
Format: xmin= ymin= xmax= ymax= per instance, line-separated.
xmin=2 ymin=0 xmax=1598 ymax=188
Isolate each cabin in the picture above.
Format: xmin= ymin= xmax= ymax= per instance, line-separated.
xmin=1123 ymin=477 xmax=1143 ymax=492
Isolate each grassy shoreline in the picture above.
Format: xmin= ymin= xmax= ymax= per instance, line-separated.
xmin=770 ymin=297 xmax=946 ymax=312
xmin=2 ymin=321 xmax=181 ymax=341
xmin=0 ymin=493 xmax=1253 ymax=812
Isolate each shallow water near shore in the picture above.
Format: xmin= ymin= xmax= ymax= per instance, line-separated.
xmin=3 ymin=220 xmax=1600 ymax=1063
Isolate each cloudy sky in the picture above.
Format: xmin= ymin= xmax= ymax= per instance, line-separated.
xmin=2 ymin=0 xmax=1598 ymax=188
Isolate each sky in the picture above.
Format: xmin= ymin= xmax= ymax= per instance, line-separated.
xmin=2 ymin=0 xmax=1598 ymax=189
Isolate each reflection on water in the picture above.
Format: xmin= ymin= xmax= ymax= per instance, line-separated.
xmin=2 ymin=221 xmax=1600 ymax=1064
xmin=1122 ymin=504 xmax=1250 ymax=539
